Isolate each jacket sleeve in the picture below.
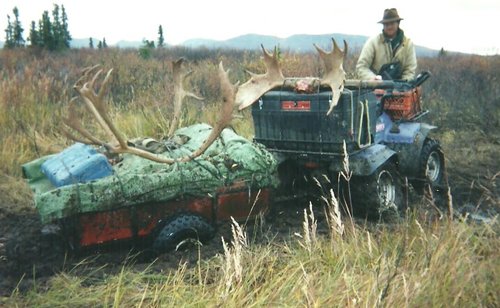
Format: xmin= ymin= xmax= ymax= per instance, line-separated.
xmin=401 ymin=39 xmax=417 ymax=81
xmin=356 ymin=38 xmax=377 ymax=80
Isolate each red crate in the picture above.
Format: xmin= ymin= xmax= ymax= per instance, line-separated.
xmin=383 ymin=87 xmax=422 ymax=120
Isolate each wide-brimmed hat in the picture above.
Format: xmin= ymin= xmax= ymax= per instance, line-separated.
xmin=378 ymin=8 xmax=403 ymax=24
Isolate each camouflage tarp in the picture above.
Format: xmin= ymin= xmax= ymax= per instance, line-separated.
xmin=22 ymin=124 xmax=279 ymax=224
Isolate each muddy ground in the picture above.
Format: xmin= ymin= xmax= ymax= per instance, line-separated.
xmin=1 ymin=178 xmax=497 ymax=298
xmin=0 ymin=197 xmax=331 ymax=296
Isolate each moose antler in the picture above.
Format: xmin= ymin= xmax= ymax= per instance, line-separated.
xmin=63 ymin=61 xmax=234 ymax=164
xmin=314 ymin=38 xmax=348 ymax=115
xmin=236 ymin=45 xmax=285 ymax=110
xmin=236 ymin=39 xmax=347 ymax=115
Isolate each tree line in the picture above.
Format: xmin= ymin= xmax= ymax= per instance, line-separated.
xmin=4 ymin=5 xmax=166 ymax=52
xmin=4 ymin=4 xmax=71 ymax=51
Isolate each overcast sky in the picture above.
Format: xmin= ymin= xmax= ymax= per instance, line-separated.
xmin=1 ymin=0 xmax=499 ymax=55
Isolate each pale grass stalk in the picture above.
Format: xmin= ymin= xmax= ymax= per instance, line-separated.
xmin=402 ymin=273 xmax=409 ymax=307
xmin=220 ymin=217 xmax=247 ymax=299
xmin=112 ymin=266 xmax=126 ymax=308
xmin=340 ymin=140 xmax=357 ymax=236
xmin=367 ymin=231 xmax=373 ymax=257
xmin=443 ymin=170 xmax=454 ymax=220
xmin=414 ymin=219 xmax=428 ymax=243
xmin=299 ymin=203 xmax=317 ymax=254
xmin=425 ymin=185 xmax=444 ymax=219
xmin=137 ymin=282 xmax=149 ymax=308
xmin=299 ymin=262 xmax=315 ymax=307
xmin=172 ymin=261 xmax=188 ymax=286
xmin=322 ymin=188 xmax=344 ymax=238
xmin=341 ymin=140 xmax=352 ymax=181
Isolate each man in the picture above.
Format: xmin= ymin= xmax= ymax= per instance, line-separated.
xmin=356 ymin=8 xmax=417 ymax=81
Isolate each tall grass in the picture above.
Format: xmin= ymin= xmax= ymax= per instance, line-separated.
xmin=4 ymin=213 xmax=498 ymax=307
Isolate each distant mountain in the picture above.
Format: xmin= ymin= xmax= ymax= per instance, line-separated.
xmin=182 ymin=33 xmax=439 ymax=57
xmin=72 ymin=39 xmax=163 ymax=49
xmin=69 ymin=38 xmax=144 ymax=49
xmin=1 ymin=33 xmax=439 ymax=56
xmin=115 ymin=40 xmax=143 ymax=48
xmin=70 ymin=38 xmax=92 ymax=48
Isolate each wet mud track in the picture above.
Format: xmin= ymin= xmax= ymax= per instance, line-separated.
xmin=0 ymin=186 xmax=497 ymax=297
xmin=0 ymin=200 xmax=316 ymax=296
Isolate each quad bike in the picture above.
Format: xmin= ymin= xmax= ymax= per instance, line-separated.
xmin=253 ymin=70 xmax=446 ymax=221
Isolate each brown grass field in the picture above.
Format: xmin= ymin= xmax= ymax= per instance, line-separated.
xmin=0 ymin=47 xmax=498 ymax=306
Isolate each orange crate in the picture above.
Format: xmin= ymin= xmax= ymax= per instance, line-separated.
xmin=383 ymin=87 xmax=422 ymax=120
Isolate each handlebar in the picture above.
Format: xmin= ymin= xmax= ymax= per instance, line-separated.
xmin=345 ymin=71 xmax=431 ymax=90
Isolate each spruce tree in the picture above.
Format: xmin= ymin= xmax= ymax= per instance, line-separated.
xmin=61 ymin=5 xmax=71 ymax=48
xmin=12 ymin=7 xmax=25 ymax=47
xmin=4 ymin=15 xmax=14 ymax=49
xmin=89 ymin=37 xmax=94 ymax=49
xmin=52 ymin=4 xmax=62 ymax=49
xmin=158 ymin=25 xmax=165 ymax=47
xmin=28 ymin=21 xmax=41 ymax=48
xmin=40 ymin=11 xmax=54 ymax=50
xmin=102 ymin=37 xmax=107 ymax=48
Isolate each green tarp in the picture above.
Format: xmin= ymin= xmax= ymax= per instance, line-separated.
xmin=22 ymin=124 xmax=279 ymax=224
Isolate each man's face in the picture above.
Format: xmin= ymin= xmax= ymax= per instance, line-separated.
xmin=383 ymin=21 xmax=399 ymax=38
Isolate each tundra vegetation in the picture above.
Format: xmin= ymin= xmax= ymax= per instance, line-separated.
xmin=0 ymin=47 xmax=498 ymax=306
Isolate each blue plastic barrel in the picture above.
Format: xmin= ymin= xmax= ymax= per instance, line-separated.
xmin=41 ymin=143 xmax=113 ymax=187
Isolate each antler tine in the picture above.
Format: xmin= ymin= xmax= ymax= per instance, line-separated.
xmin=97 ymin=69 xmax=113 ymax=101
xmin=76 ymin=70 xmax=118 ymax=145
xmin=63 ymin=98 xmax=106 ymax=146
xmin=74 ymin=65 xmax=100 ymax=89
xmin=87 ymin=68 xmax=103 ymax=92
xmin=182 ymin=62 xmax=235 ymax=161
xmin=61 ymin=125 xmax=93 ymax=145
xmin=236 ymin=45 xmax=285 ymax=110
xmin=333 ymin=39 xmax=341 ymax=53
xmin=261 ymin=44 xmax=275 ymax=65
xmin=167 ymin=59 xmax=204 ymax=136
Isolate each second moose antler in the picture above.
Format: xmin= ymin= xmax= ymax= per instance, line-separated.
xmin=63 ymin=61 xmax=236 ymax=164
xmin=236 ymin=39 xmax=348 ymax=115
xmin=314 ymin=38 xmax=348 ymax=115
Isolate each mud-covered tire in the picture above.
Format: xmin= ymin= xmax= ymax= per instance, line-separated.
xmin=351 ymin=162 xmax=404 ymax=222
xmin=152 ymin=214 xmax=215 ymax=254
xmin=412 ymin=138 xmax=446 ymax=194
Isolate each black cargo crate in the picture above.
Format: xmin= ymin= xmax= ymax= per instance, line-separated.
xmin=252 ymin=88 xmax=376 ymax=155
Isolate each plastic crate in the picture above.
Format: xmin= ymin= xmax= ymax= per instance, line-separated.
xmin=382 ymin=87 xmax=422 ymax=120
xmin=252 ymin=89 xmax=377 ymax=154
xmin=41 ymin=143 xmax=113 ymax=187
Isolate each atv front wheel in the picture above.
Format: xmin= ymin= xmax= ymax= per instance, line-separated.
xmin=152 ymin=214 xmax=214 ymax=254
xmin=413 ymin=138 xmax=445 ymax=194
xmin=351 ymin=163 xmax=404 ymax=222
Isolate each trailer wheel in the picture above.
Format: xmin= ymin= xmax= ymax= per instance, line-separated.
xmin=351 ymin=162 xmax=404 ymax=222
xmin=152 ymin=214 xmax=214 ymax=254
xmin=413 ymin=138 xmax=445 ymax=194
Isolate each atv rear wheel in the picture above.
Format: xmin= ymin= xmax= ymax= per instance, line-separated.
xmin=413 ymin=139 xmax=445 ymax=194
xmin=351 ymin=162 xmax=404 ymax=222
xmin=152 ymin=214 xmax=214 ymax=254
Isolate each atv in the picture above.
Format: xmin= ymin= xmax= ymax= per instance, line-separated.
xmin=253 ymin=70 xmax=446 ymax=221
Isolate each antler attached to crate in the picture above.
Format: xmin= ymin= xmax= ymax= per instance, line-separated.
xmin=236 ymin=39 xmax=348 ymax=115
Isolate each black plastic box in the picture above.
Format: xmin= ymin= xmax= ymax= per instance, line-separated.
xmin=252 ymin=88 xmax=377 ymax=155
